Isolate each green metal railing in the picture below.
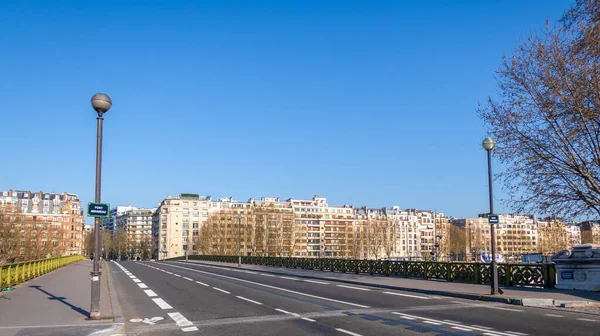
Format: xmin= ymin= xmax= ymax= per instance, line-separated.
xmin=0 ymin=255 xmax=86 ymax=289
xmin=168 ymin=255 xmax=556 ymax=288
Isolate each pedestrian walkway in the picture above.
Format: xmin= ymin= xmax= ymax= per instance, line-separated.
xmin=0 ymin=260 xmax=122 ymax=336
xmin=176 ymin=260 xmax=600 ymax=308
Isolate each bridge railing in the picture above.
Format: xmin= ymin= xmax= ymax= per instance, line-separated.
xmin=0 ymin=255 xmax=87 ymax=289
xmin=167 ymin=255 xmax=556 ymax=288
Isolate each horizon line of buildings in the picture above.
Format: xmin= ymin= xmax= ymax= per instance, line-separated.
xmin=96 ymin=193 xmax=596 ymax=261
xmin=3 ymin=189 xmax=600 ymax=262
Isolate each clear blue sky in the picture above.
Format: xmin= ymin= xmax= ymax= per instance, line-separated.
xmin=0 ymin=0 xmax=571 ymax=222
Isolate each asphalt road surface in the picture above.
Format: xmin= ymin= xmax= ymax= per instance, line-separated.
xmin=107 ymin=260 xmax=600 ymax=336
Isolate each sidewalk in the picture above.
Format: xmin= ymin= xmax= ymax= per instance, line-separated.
xmin=0 ymin=260 xmax=122 ymax=336
xmin=177 ymin=260 xmax=600 ymax=308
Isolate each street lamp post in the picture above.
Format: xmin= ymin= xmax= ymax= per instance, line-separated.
xmin=90 ymin=93 xmax=112 ymax=319
xmin=482 ymin=137 xmax=501 ymax=295
xmin=238 ymin=214 xmax=243 ymax=267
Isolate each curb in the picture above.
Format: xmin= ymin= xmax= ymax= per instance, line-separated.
xmin=169 ymin=260 xmax=518 ymax=305
xmin=105 ymin=261 xmax=124 ymax=324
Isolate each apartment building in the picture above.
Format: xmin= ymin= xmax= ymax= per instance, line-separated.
xmin=566 ymin=224 xmax=582 ymax=247
xmin=115 ymin=207 xmax=155 ymax=259
xmin=0 ymin=189 xmax=85 ymax=256
xmin=101 ymin=205 xmax=137 ymax=233
xmin=153 ymin=194 xmax=211 ymax=260
xmin=579 ymin=221 xmax=600 ymax=244
xmin=389 ymin=207 xmax=422 ymax=258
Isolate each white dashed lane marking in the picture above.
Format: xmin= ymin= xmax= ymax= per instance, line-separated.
xmin=236 ymin=296 xmax=262 ymax=305
xmin=152 ymin=298 xmax=173 ymax=310
xmin=213 ymin=287 xmax=230 ymax=294
xmin=383 ymin=291 xmax=430 ymax=299
xmin=544 ymin=314 xmax=564 ymax=318
xmin=335 ymin=328 xmax=363 ymax=336
xmin=336 ymin=285 xmax=371 ymax=291
xmin=144 ymin=290 xmax=158 ymax=297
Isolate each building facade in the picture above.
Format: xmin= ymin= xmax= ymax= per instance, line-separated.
xmin=115 ymin=207 xmax=155 ymax=259
xmin=101 ymin=205 xmax=138 ymax=233
xmin=0 ymin=189 xmax=85 ymax=257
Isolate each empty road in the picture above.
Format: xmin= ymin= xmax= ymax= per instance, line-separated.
xmin=107 ymin=260 xmax=599 ymax=336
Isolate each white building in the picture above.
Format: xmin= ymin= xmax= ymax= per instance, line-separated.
xmin=101 ymin=205 xmax=137 ymax=233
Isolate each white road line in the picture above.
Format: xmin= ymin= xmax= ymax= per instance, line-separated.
xmin=396 ymin=315 xmax=415 ymax=320
xmin=164 ymin=263 xmax=370 ymax=308
xmin=544 ymin=314 xmax=564 ymax=318
xmin=304 ymin=279 xmax=330 ymax=285
xmin=275 ymin=308 xmax=300 ymax=316
xmin=444 ymin=320 xmax=462 ymax=323
xmin=132 ymin=279 xmax=141 ymax=283
xmin=383 ymin=291 xmax=430 ymax=299
xmin=577 ymin=318 xmax=599 ymax=322
xmin=168 ymin=312 xmax=194 ymax=327
xmin=301 ymin=317 xmax=316 ymax=322
xmin=181 ymin=326 xmax=199 ymax=332
xmin=138 ymin=283 xmax=148 ymax=289
xmin=337 ymin=285 xmax=371 ymax=291
xmin=166 ymin=272 xmax=173 ymax=274
xmin=392 ymin=313 xmax=511 ymax=336
xmin=128 ymin=275 xmax=136 ymax=279
xmin=260 ymin=274 xmax=276 ymax=277
xmin=480 ymin=305 xmax=524 ymax=312
xmin=236 ymin=296 xmax=262 ymax=305
xmin=152 ymin=298 xmax=173 ymax=310
xmin=424 ymin=321 xmax=442 ymax=325
xmin=452 ymin=326 xmax=474 ymax=331
xmin=279 ymin=276 xmax=299 ymax=281
xmin=174 ymin=274 xmax=182 ymax=277
xmin=144 ymin=290 xmax=158 ymax=297
xmin=245 ymin=271 xmax=258 ymax=274
xmin=195 ymin=281 xmax=209 ymax=286
xmin=335 ymin=328 xmax=363 ymax=336
xmin=183 ymin=277 xmax=193 ymax=281
xmin=213 ymin=287 xmax=230 ymax=294
xmin=506 ymin=332 xmax=528 ymax=336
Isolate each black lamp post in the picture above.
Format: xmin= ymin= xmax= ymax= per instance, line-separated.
xmin=89 ymin=93 xmax=112 ymax=319
xmin=482 ymin=137 xmax=501 ymax=295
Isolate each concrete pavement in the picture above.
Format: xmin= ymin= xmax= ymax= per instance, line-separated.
xmin=106 ymin=260 xmax=600 ymax=335
xmin=179 ymin=259 xmax=600 ymax=308
xmin=0 ymin=260 xmax=121 ymax=336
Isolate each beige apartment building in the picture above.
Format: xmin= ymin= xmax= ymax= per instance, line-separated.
xmin=0 ymin=189 xmax=85 ymax=258
xmin=289 ymin=195 xmax=354 ymax=258
xmin=153 ymin=194 xmax=211 ymax=260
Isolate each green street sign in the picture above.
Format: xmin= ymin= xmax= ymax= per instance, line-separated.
xmin=488 ymin=214 xmax=499 ymax=224
xmin=87 ymin=202 xmax=110 ymax=218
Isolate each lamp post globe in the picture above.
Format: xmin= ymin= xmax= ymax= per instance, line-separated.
xmin=482 ymin=137 xmax=495 ymax=151
xmin=91 ymin=93 xmax=112 ymax=115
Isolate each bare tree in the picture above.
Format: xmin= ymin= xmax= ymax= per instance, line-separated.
xmin=539 ymin=221 xmax=569 ymax=254
xmin=446 ymin=224 xmax=467 ymax=256
xmin=113 ymin=228 xmax=128 ymax=260
xmin=101 ymin=231 xmax=112 ymax=259
xmin=382 ymin=219 xmax=397 ymax=259
xmin=139 ymin=236 xmax=152 ymax=260
xmin=367 ymin=218 xmax=385 ymax=260
xmin=478 ymin=0 xmax=600 ymax=219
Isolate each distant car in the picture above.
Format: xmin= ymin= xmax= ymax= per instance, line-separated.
xmin=150 ymin=259 xmax=156 ymax=261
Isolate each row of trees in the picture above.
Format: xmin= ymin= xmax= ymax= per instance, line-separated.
xmin=188 ymin=206 xmax=468 ymax=260
xmin=83 ymin=227 xmax=152 ymax=261
xmin=0 ymin=205 xmax=73 ymax=264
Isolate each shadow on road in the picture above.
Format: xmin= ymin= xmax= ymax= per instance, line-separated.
xmin=29 ymin=285 xmax=89 ymax=317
